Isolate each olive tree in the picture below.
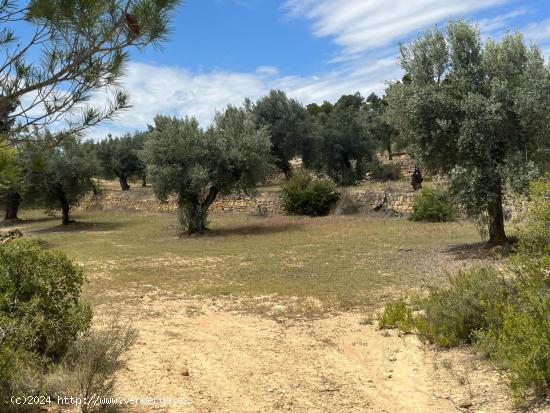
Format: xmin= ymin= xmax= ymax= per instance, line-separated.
xmin=250 ymin=90 xmax=312 ymax=179
xmin=311 ymin=93 xmax=375 ymax=186
xmin=95 ymin=133 xmax=145 ymax=191
xmin=23 ymin=135 xmax=98 ymax=225
xmin=142 ymin=107 xmax=272 ymax=234
xmin=365 ymin=93 xmax=400 ymax=160
xmin=386 ymin=21 xmax=550 ymax=246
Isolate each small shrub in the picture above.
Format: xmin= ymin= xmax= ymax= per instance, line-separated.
xmin=409 ymin=187 xmax=457 ymax=222
xmin=368 ymin=163 xmax=402 ymax=181
xmin=379 ymin=267 xmax=513 ymax=347
xmin=477 ymin=297 xmax=550 ymax=401
xmin=281 ymin=172 xmax=340 ymax=216
xmin=0 ymin=345 xmax=44 ymax=412
xmin=516 ymin=176 xmax=550 ymax=261
xmin=0 ymin=239 xmax=92 ymax=361
xmin=415 ymin=266 xmax=513 ymax=347
xmin=378 ymin=299 xmax=414 ymax=332
xmin=47 ymin=324 xmax=137 ymax=413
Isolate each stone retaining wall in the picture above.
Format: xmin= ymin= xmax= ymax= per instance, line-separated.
xmin=77 ymin=188 xmax=415 ymax=216
xmin=78 ymin=186 xmax=528 ymax=220
xmin=350 ymin=190 xmax=414 ymax=215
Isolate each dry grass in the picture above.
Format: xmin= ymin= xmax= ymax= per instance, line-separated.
xmin=3 ymin=207 xmax=482 ymax=318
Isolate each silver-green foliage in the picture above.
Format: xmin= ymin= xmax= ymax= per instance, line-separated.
xmin=142 ymin=106 xmax=272 ymax=233
xmin=22 ymin=134 xmax=98 ymax=225
xmin=386 ymin=20 xmax=550 ymax=245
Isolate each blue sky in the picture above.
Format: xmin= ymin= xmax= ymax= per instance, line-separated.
xmin=88 ymin=0 xmax=550 ymax=139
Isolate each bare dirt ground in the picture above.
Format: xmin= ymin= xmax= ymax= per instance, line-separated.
xmin=98 ymin=295 xmax=548 ymax=413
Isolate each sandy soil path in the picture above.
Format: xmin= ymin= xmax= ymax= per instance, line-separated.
xmin=109 ymin=297 xmax=459 ymax=413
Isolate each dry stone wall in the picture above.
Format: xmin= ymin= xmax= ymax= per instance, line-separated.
xmin=76 ymin=186 xmax=529 ymax=219
xmin=77 ymin=187 xmax=415 ymax=216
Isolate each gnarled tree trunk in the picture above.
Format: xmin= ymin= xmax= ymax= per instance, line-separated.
xmin=487 ymin=188 xmax=507 ymax=246
xmin=340 ymin=158 xmax=353 ymax=186
xmin=119 ymin=176 xmax=130 ymax=191
xmin=4 ymin=190 xmax=21 ymax=221
xmin=275 ymin=160 xmax=293 ymax=180
xmin=179 ymin=187 xmax=219 ymax=235
xmin=55 ymin=186 xmax=72 ymax=225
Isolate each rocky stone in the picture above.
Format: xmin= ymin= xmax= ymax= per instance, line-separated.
xmin=458 ymin=399 xmax=473 ymax=408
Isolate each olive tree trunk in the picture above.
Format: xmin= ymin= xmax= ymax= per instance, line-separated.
xmin=275 ymin=160 xmax=293 ymax=180
xmin=179 ymin=187 xmax=219 ymax=235
xmin=4 ymin=190 xmax=21 ymax=221
xmin=119 ymin=176 xmax=130 ymax=191
xmin=487 ymin=189 xmax=508 ymax=246
xmin=55 ymin=186 xmax=72 ymax=225
xmin=340 ymin=158 xmax=353 ymax=186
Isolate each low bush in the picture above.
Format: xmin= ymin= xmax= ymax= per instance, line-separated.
xmin=379 ymin=267 xmax=512 ymax=346
xmin=378 ymin=299 xmax=414 ymax=333
xmin=380 ymin=178 xmax=550 ymax=401
xmin=368 ymin=163 xmax=402 ymax=181
xmin=0 ymin=345 xmax=43 ymax=412
xmin=415 ymin=266 xmax=513 ymax=347
xmin=409 ymin=187 xmax=457 ymax=222
xmin=515 ymin=176 xmax=550 ymax=261
xmin=47 ymin=324 xmax=137 ymax=413
xmin=0 ymin=239 xmax=92 ymax=361
xmin=0 ymin=238 xmax=139 ymax=412
xmin=281 ymin=172 xmax=340 ymax=216
xmin=477 ymin=295 xmax=550 ymax=401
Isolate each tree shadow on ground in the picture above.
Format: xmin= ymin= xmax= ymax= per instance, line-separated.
xmin=200 ymin=222 xmax=305 ymax=238
xmin=0 ymin=216 xmax=58 ymax=227
xmin=443 ymin=241 xmax=513 ymax=261
xmin=30 ymin=221 xmax=125 ymax=234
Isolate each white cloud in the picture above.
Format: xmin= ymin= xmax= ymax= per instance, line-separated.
xmin=523 ymin=19 xmax=550 ymax=61
xmin=85 ymin=58 xmax=402 ymax=140
xmin=85 ymin=0 xmax=550 ymax=141
xmin=256 ymin=66 xmax=280 ymax=76
xmin=523 ymin=18 xmax=550 ymax=43
xmin=477 ymin=8 xmax=528 ymax=34
xmin=283 ymin=0 xmax=510 ymax=54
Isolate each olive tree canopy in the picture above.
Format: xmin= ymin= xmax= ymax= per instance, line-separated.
xmin=311 ymin=93 xmax=375 ymax=186
xmin=22 ymin=134 xmax=98 ymax=225
xmin=141 ymin=106 xmax=272 ymax=234
xmin=250 ymin=90 xmax=312 ymax=179
xmin=95 ymin=132 xmax=145 ymax=190
xmin=386 ymin=20 xmax=550 ymax=246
